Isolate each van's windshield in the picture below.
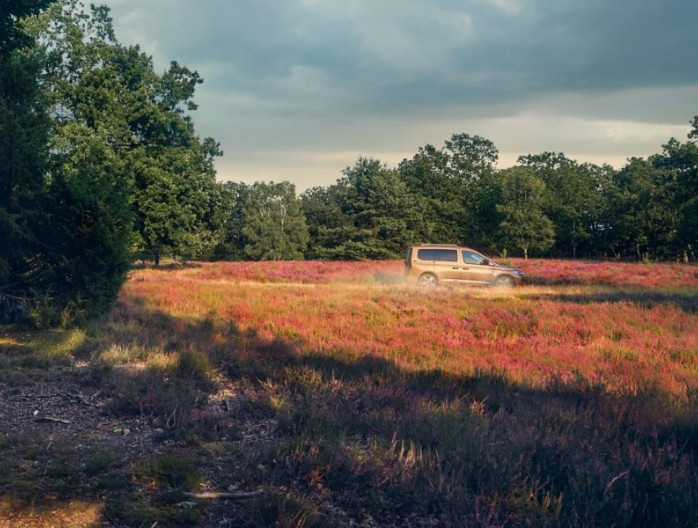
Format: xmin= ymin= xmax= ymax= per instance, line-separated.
xmin=462 ymin=250 xmax=488 ymax=265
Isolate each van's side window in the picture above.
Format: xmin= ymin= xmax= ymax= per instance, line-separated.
xmin=418 ymin=249 xmax=457 ymax=262
xmin=463 ymin=251 xmax=486 ymax=265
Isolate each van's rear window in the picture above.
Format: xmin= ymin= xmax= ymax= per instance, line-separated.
xmin=417 ymin=249 xmax=458 ymax=262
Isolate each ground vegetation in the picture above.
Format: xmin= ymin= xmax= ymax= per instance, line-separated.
xmin=1 ymin=260 xmax=697 ymax=526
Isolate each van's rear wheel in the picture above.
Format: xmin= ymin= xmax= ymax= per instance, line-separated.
xmin=418 ymin=273 xmax=438 ymax=287
xmin=494 ymin=275 xmax=515 ymax=287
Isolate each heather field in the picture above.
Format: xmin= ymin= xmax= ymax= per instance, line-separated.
xmin=146 ymin=258 xmax=698 ymax=288
xmin=2 ymin=259 xmax=698 ymax=527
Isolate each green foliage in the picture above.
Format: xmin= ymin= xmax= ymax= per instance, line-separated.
xmin=398 ymin=133 xmax=500 ymax=246
xmin=35 ymin=1 xmax=224 ymax=265
xmin=444 ymin=132 xmax=499 ymax=180
xmin=300 ymin=125 xmax=696 ymax=262
xmin=216 ymin=180 xmax=310 ymax=261
xmin=212 ymin=181 xmax=249 ymax=259
xmin=301 ymin=158 xmax=429 ymax=260
xmin=689 ymin=114 xmax=698 ymax=141
xmin=608 ymin=158 xmax=680 ymax=260
xmin=300 ymin=185 xmax=353 ymax=259
xmin=1 ymin=0 xmax=129 ymax=325
xmin=651 ymin=136 xmax=698 ymax=256
xmin=302 ymin=176 xmax=428 ymax=261
xmin=0 ymin=1 xmax=51 ymax=54
xmin=518 ymin=152 xmax=612 ymax=258
xmin=0 ymin=44 xmax=48 ymax=297
xmin=340 ymin=158 xmax=428 ymax=257
xmin=37 ymin=121 xmax=132 ymax=325
xmin=241 ymin=181 xmax=309 ymax=261
xmin=135 ymin=453 xmax=201 ymax=490
xmin=2 ymin=0 xmax=228 ymax=325
xmin=496 ymin=166 xmax=555 ymax=259
xmin=398 ymin=144 xmax=464 ymax=243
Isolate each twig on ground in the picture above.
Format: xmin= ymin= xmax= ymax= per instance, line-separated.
xmin=35 ymin=416 xmax=72 ymax=424
xmin=183 ymin=490 xmax=263 ymax=501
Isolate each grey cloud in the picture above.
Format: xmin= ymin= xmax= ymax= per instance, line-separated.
xmin=112 ymin=0 xmax=696 ymax=117
xmin=453 ymin=0 xmax=698 ymax=92
xmin=103 ymin=0 xmax=697 ymax=187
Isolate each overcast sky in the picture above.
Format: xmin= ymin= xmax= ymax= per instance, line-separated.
xmin=103 ymin=0 xmax=697 ymax=191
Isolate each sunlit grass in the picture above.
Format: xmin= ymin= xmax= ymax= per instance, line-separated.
xmin=0 ymin=499 xmax=105 ymax=527
xmin=121 ymin=264 xmax=698 ymax=398
xmin=31 ymin=328 xmax=87 ymax=360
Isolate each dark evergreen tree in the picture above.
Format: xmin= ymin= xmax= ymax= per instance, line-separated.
xmin=0 ymin=1 xmax=52 ymax=323
xmin=38 ymin=131 xmax=132 ymax=324
xmin=325 ymin=158 xmax=428 ymax=259
xmin=0 ymin=33 xmax=48 ymax=299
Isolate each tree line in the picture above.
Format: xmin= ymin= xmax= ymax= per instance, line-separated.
xmin=219 ymin=131 xmax=697 ymax=264
xmin=1 ymin=1 xmax=697 ymax=326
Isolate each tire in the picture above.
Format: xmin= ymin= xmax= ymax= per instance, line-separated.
xmin=494 ymin=275 xmax=515 ymax=288
xmin=418 ymin=273 xmax=438 ymax=287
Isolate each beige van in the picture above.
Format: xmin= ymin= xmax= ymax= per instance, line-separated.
xmin=404 ymin=244 xmax=525 ymax=287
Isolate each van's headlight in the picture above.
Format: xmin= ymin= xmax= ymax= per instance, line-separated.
xmin=513 ymin=269 xmax=525 ymax=276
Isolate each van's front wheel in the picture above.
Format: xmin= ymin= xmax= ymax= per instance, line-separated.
xmin=418 ymin=273 xmax=438 ymax=287
xmin=494 ymin=275 xmax=515 ymax=288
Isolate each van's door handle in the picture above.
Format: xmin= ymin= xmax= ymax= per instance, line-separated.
xmin=462 ymin=267 xmax=469 ymax=270
xmin=452 ymin=266 xmax=460 ymax=270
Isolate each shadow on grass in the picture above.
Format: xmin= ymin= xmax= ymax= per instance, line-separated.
xmin=521 ymin=289 xmax=698 ymax=313
xmin=130 ymin=260 xmax=203 ymax=271
xmin=524 ymin=276 xmax=644 ymax=288
xmin=2 ymin=302 xmax=698 ymax=527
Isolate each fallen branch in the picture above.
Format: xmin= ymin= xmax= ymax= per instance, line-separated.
xmin=61 ymin=389 xmax=102 ymax=406
xmin=183 ymin=490 xmax=263 ymax=501
xmin=36 ymin=416 xmax=72 ymax=424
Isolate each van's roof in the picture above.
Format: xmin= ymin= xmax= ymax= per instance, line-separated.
xmin=416 ymin=244 xmax=471 ymax=249
xmin=418 ymin=243 xmax=458 ymax=247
